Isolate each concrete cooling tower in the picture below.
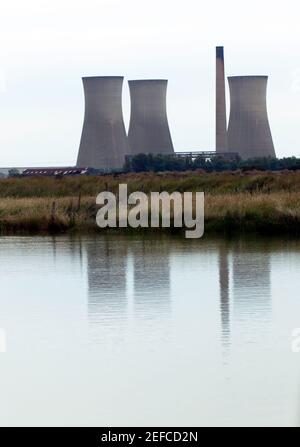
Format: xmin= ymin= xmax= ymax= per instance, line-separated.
xmin=227 ymin=76 xmax=275 ymax=159
xmin=128 ymin=80 xmax=174 ymax=155
xmin=216 ymin=46 xmax=228 ymax=152
xmin=76 ymin=76 xmax=129 ymax=170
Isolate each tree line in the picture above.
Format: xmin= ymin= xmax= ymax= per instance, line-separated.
xmin=124 ymin=153 xmax=300 ymax=173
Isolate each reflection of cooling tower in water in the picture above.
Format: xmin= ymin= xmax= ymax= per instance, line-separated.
xmin=232 ymin=243 xmax=271 ymax=340
xmin=86 ymin=238 xmax=128 ymax=320
xmin=77 ymin=76 xmax=129 ymax=170
xmin=128 ymin=80 xmax=174 ymax=155
xmin=227 ymin=76 xmax=275 ymax=159
xmin=132 ymin=239 xmax=171 ymax=318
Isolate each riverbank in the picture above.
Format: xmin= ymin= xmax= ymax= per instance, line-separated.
xmin=2 ymin=170 xmax=300 ymax=197
xmin=0 ymin=171 xmax=300 ymax=235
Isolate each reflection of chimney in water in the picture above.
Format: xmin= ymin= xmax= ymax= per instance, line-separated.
xmin=218 ymin=246 xmax=230 ymax=349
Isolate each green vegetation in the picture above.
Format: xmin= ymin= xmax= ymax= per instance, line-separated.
xmin=2 ymin=170 xmax=300 ymax=197
xmin=0 ymin=171 xmax=300 ymax=235
xmin=125 ymin=154 xmax=300 ymax=173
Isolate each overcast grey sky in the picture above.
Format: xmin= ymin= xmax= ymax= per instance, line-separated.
xmin=0 ymin=0 xmax=299 ymax=166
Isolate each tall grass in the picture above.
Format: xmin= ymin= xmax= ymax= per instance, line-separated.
xmin=1 ymin=170 xmax=300 ymax=198
xmin=0 ymin=191 xmax=300 ymax=235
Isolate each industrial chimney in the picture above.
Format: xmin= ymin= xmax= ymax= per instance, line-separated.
xmin=128 ymin=80 xmax=174 ymax=155
xmin=216 ymin=46 xmax=228 ymax=152
xmin=227 ymin=76 xmax=275 ymax=159
xmin=76 ymin=76 xmax=129 ymax=170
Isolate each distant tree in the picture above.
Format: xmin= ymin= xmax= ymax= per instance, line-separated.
xmin=8 ymin=168 xmax=20 ymax=178
xmin=124 ymin=154 xmax=300 ymax=174
xmin=131 ymin=153 xmax=150 ymax=172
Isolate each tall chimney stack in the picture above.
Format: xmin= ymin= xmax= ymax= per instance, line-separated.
xmin=216 ymin=46 xmax=228 ymax=152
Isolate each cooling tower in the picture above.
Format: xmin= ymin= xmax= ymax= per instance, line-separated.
xmin=76 ymin=76 xmax=129 ymax=170
xmin=227 ymin=76 xmax=275 ymax=159
xmin=216 ymin=46 xmax=228 ymax=152
xmin=128 ymin=80 xmax=174 ymax=155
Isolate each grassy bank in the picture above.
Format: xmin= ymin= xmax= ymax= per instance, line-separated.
xmin=2 ymin=170 xmax=300 ymax=197
xmin=0 ymin=171 xmax=300 ymax=235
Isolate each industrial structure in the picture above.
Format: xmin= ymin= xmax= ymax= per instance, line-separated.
xmin=227 ymin=76 xmax=275 ymax=159
xmin=22 ymin=167 xmax=89 ymax=177
xmin=71 ymin=48 xmax=276 ymax=171
xmin=125 ymin=150 xmax=239 ymax=167
xmin=76 ymin=76 xmax=129 ymax=171
xmin=127 ymin=80 xmax=174 ymax=155
xmin=216 ymin=46 xmax=228 ymax=152
xmin=0 ymin=46 xmax=280 ymax=175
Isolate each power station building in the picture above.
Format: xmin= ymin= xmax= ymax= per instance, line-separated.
xmin=75 ymin=49 xmax=276 ymax=171
xmin=76 ymin=76 xmax=129 ymax=170
xmin=127 ymin=80 xmax=174 ymax=155
xmin=215 ymin=47 xmax=276 ymax=160
xmin=227 ymin=76 xmax=275 ymax=159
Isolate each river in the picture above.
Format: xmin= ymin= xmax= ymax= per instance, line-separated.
xmin=0 ymin=234 xmax=299 ymax=426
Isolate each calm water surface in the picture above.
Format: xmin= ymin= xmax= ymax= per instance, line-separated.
xmin=0 ymin=234 xmax=300 ymax=426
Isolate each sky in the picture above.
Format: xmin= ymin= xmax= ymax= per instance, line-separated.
xmin=0 ymin=0 xmax=299 ymax=166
